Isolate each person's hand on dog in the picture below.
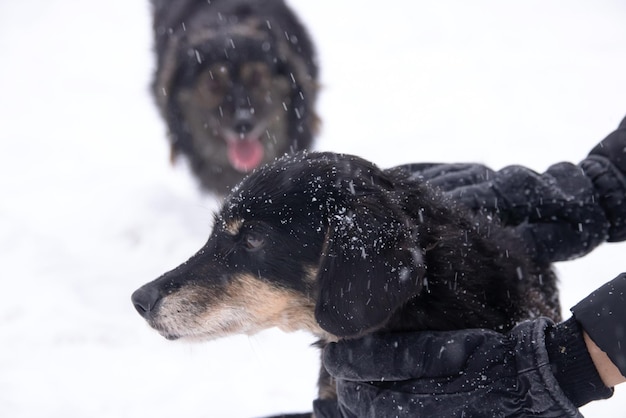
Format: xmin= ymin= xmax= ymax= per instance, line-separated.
xmin=320 ymin=319 xmax=587 ymax=418
xmin=405 ymin=162 xmax=496 ymax=191
xmin=318 ymin=273 xmax=626 ymax=418
xmin=402 ymin=116 xmax=626 ymax=264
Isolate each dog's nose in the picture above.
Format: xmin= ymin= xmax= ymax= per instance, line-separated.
xmin=235 ymin=119 xmax=254 ymax=135
xmin=234 ymin=108 xmax=254 ymax=135
xmin=131 ymin=285 xmax=161 ymax=319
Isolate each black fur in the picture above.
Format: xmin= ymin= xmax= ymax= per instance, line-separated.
xmin=150 ymin=0 xmax=319 ymax=195
xmin=232 ymin=152 xmax=559 ymax=334
xmin=132 ymin=151 xmax=560 ymax=409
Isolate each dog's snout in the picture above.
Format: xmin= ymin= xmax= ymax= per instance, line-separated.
xmin=131 ymin=285 xmax=161 ymax=318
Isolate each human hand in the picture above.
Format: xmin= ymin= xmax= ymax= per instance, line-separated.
xmin=322 ymin=319 xmax=582 ymax=417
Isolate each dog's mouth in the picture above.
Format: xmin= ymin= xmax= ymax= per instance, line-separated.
xmin=225 ymin=133 xmax=265 ymax=173
xmin=150 ymin=310 xmax=250 ymax=342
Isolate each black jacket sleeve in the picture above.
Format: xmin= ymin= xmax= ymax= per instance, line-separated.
xmin=571 ymin=272 xmax=626 ymax=378
xmin=318 ymin=318 xmax=588 ymax=418
xmin=399 ymin=118 xmax=626 ymax=263
xmin=316 ymin=273 xmax=626 ymax=417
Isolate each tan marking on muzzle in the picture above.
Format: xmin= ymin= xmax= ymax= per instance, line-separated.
xmin=150 ymin=271 xmax=334 ymax=341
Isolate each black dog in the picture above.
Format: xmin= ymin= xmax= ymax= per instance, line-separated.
xmin=132 ymin=152 xmax=560 ymax=413
xmin=150 ymin=0 xmax=319 ymax=195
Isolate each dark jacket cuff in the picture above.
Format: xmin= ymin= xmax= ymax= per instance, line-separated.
xmin=545 ymin=317 xmax=613 ymax=406
xmin=571 ymin=273 xmax=626 ymax=378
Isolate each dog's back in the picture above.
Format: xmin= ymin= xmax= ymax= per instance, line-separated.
xmin=298 ymin=157 xmax=561 ymax=337
xmin=382 ymin=166 xmax=561 ymax=332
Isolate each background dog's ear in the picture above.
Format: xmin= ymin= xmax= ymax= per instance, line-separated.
xmin=314 ymin=192 xmax=427 ymax=338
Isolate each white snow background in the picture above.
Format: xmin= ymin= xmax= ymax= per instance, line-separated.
xmin=1 ymin=0 xmax=626 ymax=417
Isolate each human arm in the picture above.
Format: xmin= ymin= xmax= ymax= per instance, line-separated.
xmin=316 ymin=318 xmax=590 ymax=418
xmin=571 ymin=273 xmax=626 ymax=387
xmin=400 ymin=116 xmax=626 ymax=263
xmin=316 ymin=273 xmax=626 ymax=418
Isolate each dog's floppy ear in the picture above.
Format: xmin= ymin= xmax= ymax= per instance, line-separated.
xmin=314 ymin=189 xmax=427 ymax=338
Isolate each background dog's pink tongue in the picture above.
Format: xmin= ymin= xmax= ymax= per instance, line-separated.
xmin=227 ymin=138 xmax=264 ymax=172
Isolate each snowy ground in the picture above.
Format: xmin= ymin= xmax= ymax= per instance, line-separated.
xmin=1 ymin=0 xmax=626 ymax=417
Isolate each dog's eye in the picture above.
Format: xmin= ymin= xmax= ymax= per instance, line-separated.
xmin=243 ymin=233 xmax=264 ymax=251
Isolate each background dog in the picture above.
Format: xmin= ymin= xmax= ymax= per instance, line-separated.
xmin=132 ymin=151 xmax=560 ymax=414
xmin=150 ymin=0 xmax=319 ymax=195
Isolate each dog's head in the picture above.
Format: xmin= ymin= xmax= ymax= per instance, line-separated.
xmin=152 ymin=0 xmax=318 ymax=194
xmin=132 ymin=152 xmax=426 ymax=340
